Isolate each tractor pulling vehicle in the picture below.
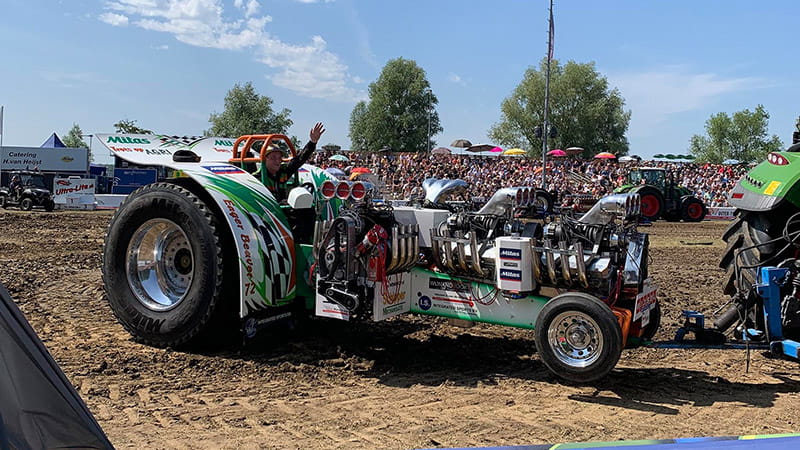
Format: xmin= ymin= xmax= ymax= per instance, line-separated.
xmin=99 ymin=133 xmax=660 ymax=382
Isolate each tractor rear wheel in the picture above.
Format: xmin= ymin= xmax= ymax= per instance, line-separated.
xmin=534 ymin=292 xmax=622 ymax=383
xmin=102 ymin=182 xmax=229 ymax=348
xmin=719 ymin=206 xmax=799 ymax=296
xmin=633 ymin=187 xmax=663 ymax=221
xmin=681 ymin=197 xmax=706 ymax=222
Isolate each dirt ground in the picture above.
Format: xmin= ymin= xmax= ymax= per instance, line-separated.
xmin=1 ymin=209 xmax=799 ymax=449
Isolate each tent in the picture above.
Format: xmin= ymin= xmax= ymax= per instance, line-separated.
xmin=40 ymin=133 xmax=66 ymax=148
xmin=0 ymin=282 xmax=113 ymax=449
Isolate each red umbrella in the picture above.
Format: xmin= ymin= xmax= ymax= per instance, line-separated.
xmin=594 ymin=152 xmax=616 ymax=159
xmin=490 ymin=146 xmax=503 ymax=153
xmin=547 ymin=149 xmax=567 ymax=157
xmin=351 ymin=167 xmax=372 ymax=174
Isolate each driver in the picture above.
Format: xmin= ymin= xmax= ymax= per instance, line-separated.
xmin=262 ymin=122 xmax=325 ymax=201
xmin=8 ymin=175 xmax=21 ymax=199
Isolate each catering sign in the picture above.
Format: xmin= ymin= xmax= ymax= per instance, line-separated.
xmin=1 ymin=146 xmax=88 ymax=172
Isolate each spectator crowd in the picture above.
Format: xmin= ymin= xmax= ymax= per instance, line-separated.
xmin=309 ymin=151 xmax=751 ymax=208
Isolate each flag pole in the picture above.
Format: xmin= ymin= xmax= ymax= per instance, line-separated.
xmin=541 ymin=0 xmax=554 ymax=190
xmin=0 ymin=105 xmax=4 ymax=150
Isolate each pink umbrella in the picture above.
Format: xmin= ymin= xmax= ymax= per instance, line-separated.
xmin=594 ymin=152 xmax=616 ymax=159
xmin=490 ymin=146 xmax=503 ymax=153
xmin=547 ymin=149 xmax=567 ymax=157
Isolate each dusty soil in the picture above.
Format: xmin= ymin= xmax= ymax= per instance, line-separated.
xmin=1 ymin=210 xmax=799 ymax=449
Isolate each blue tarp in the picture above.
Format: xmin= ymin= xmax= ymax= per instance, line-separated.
xmin=40 ymin=133 xmax=66 ymax=148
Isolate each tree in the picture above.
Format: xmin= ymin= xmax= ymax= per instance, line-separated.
xmin=114 ymin=119 xmax=152 ymax=134
xmin=490 ymin=59 xmax=630 ymax=157
xmin=348 ymin=101 xmax=369 ymax=151
xmin=62 ymin=123 xmax=92 ymax=162
xmin=348 ymin=58 xmax=442 ymax=152
xmin=689 ymin=105 xmax=783 ymax=164
xmin=206 ymin=82 xmax=292 ymax=138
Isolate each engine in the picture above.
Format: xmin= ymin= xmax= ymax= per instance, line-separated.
xmin=314 ymin=178 xmax=648 ymax=318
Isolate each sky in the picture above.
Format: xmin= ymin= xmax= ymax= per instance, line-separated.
xmin=0 ymin=0 xmax=797 ymax=166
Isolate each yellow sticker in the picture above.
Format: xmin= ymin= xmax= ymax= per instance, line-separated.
xmin=764 ymin=180 xmax=781 ymax=195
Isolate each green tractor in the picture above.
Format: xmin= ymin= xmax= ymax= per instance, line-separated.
xmin=615 ymin=167 xmax=706 ymax=222
xmin=713 ymin=122 xmax=800 ymax=343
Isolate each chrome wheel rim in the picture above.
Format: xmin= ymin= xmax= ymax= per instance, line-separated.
xmin=547 ymin=311 xmax=603 ymax=368
xmin=126 ymin=218 xmax=194 ymax=311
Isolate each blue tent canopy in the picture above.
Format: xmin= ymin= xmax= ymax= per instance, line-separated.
xmin=40 ymin=133 xmax=66 ymax=148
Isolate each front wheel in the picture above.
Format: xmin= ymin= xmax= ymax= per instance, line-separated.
xmin=102 ymin=182 xmax=228 ymax=347
xmin=681 ymin=197 xmax=706 ymax=222
xmin=44 ymin=200 xmax=55 ymax=212
xmin=633 ymin=187 xmax=663 ymax=221
xmin=534 ymin=292 xmax=622 ymax=383
xmin=19 ymin=197 xmax=33 ymax=211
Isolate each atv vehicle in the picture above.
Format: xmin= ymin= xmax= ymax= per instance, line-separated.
xmin=716 ymin=134 xmax=800 ymax=336
xmin=615 ymin=167 xmax=706 ymax=222
xmin=98 ymin=132 xmax=660 ymax=383
xmin=0 ymin=170 xmax=55 ymax=211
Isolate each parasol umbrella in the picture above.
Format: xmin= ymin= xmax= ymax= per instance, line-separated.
xmin=618 ymin=155 xmax=641 ymax=163
xmin=565 ymin=146 xmax=584 ymax=155
xmin=451 ymin=139 xmax=473 ymax=148
xmin=465 ymin=144 xmax=495 ymax=153
xmin=351 ymin=167 xmax=372 ymax=174
xmin=547 ymin=149 xmax=567 ymax=157
xmin=594 ymin=152 xmax=616 ymax=159
xmin=328 ymin=154 xmax=349 ymax=162
xmin=431 ymin=146 xmax=451 ymax=155
xmin=491 ymin=146 xmax=504 ymax=153
xmin=502 ymin=148 xmax=526 ymax=156
xmin=325 ymin=167 xmax=345 ymax=178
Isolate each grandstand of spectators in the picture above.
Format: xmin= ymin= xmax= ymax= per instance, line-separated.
xmin=309 ymin=151 xmax=750 ymax=207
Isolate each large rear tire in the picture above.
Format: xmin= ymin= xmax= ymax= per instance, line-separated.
xmin=102 ymin=183 xmax=227 ymax=348
xmin=534 ymin=292 xmax=623 ymax=383
xmin=633 ymin=186 xmax=663 ymax=221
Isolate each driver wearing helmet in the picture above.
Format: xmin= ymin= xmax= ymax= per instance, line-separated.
xmin=262 ymin=122 xmax=325 ymax=201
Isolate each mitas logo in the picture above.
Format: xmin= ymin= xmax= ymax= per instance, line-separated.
xmin=107 ymin=136 xmax=151 ymax=145
xmin=499 ymin=248 xmax=521 ymax=260
xmin=499 ymin=269 xmax=522 ymax=281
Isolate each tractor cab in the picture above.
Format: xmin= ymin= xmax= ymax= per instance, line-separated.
xmin=627 ymin=167 xmax=666 ymax=190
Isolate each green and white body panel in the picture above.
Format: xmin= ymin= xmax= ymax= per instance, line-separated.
xmin=409 ymin=268 xmax=548 ymax=328
xmin=729 ymin=151 xmax=800 ymax=212
xmin=98 ymin=133 xmax=340 ymax=318
xmin=316 ymin=266 xmax=549 ymax=329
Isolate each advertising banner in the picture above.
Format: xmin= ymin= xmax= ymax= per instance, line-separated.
xmin=1 ymin=146 xmax=88 ymax=172
xmin=53 ymin=177 xmax=96 ymax=210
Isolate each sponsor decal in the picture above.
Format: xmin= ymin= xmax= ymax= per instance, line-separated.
xmin=418 ymin=295 xmax=432 ymax=311
xmin=499 ymin=248 xmax=522 ymax=260
xmin=502 ymin=261 xmax=519 ymax=268
xmin=56 ymin=180 xmax=70 ymax=186
xmin=499 ymin=269 xmax=522 ymax=281
xmin=428 ymin=278 xmax=470 ymax=292
xmin=634 ymin=285 xmax=658 ymax=321
xmin=61 ymin=156 xmax=74 ymax=162
xmin=107 ymin=136 xmax=151 ymax=145
xmin=203 ymin=165 xmax=245 ymax=175
xmin=244 ymin=312 xmax=292 ymax=338
xmin=214 ymin=139 xmax=234 ymax=146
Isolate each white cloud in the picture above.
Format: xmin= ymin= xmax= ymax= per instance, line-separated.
xmin=100 ymin=0 xmax=360 ymax=101
xmin=448 ymin=72 xmax=466 ymax=86
xmin=609 ymin=66 xmax=767 ymax=137
xmin=99 ymin=12 xmax=129 ymax=26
